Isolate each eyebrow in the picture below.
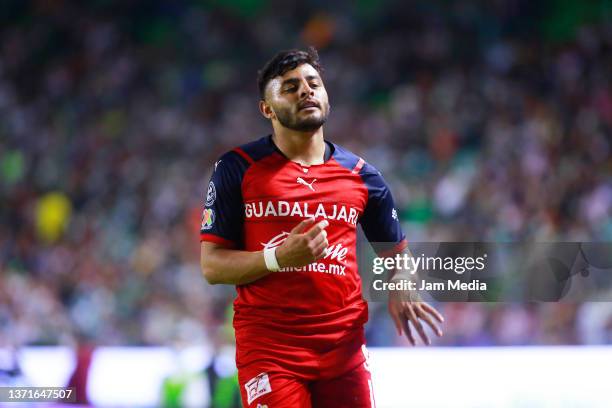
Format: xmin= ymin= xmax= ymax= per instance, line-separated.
xmin=281 ymin=75 xmax=320 ymax=86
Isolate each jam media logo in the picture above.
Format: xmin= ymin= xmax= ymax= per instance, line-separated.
xmin=245 ymin=372 xmax=272 ymax=405
xmin=201 ymin=209 xmax=215 ymax=230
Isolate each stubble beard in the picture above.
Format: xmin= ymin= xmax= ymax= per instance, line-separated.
xmin=275 ymin=104 xmax=330 ymax=132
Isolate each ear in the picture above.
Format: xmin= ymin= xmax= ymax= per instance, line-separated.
xmin=259 ymin=100 xmax=276 ymax=120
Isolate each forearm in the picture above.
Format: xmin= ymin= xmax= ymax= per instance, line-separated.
xmin=201 ymin=246 xmax=270 ymax=285
xmin=389 ymin=246 xmax=419 ymax=282
xmin=387 ymin=246 xmax=422 ymax=303
xmin=200 ymin=219 xmax=328 ymax=286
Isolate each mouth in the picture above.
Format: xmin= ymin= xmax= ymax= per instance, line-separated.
xmin=298 ymin=100 xmax=320 ymax=111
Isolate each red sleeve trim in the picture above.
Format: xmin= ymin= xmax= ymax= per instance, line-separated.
xmin=378 ymin=238 xmax=408 ymax=257
xmin=351 ymin=158 xmax=365 ymax=174
xmin=233 ymin=147 xmax=254 ymax=164
xmin=200 ymin=233 xmax=237 ymax=248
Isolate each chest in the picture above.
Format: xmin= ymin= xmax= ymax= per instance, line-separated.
xmin=240 ymin=158 xmax=368 ymax=228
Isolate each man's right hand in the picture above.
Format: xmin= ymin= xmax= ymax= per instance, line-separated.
xmin=275 ymin=218 xmax=329 ymax=268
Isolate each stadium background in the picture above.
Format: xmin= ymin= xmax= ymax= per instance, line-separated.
xmin=0 ymin=0 xmax=611 ymax=406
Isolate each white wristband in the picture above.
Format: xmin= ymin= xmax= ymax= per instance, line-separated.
xmin=263 ymin=247 xmax=281 ymax=272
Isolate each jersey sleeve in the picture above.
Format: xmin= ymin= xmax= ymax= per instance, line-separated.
xmin=200 ymin=152 xmax=247 ymax=248
xmin=359 ymin=163 xmax=407 ymax=256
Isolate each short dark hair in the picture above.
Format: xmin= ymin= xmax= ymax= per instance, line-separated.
xmin=257 ymin=47 xmax=323 ymax=100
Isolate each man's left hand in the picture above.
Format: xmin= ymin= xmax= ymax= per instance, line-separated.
xmin=388 ymin=290 xmax=444 ymax=345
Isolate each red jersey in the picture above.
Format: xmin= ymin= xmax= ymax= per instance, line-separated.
xmin=200 ymin=135 xmax=406 ymax=379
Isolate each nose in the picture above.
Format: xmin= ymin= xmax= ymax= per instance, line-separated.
xmin=299 ymin=82 xmax=315 ymax=99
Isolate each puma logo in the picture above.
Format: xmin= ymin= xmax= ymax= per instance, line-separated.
xmin=296 ymin=177 xmax=316 ymax=191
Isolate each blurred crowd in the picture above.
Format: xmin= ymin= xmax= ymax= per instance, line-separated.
xmin=0 ymin=0 xmax=611 ymax=350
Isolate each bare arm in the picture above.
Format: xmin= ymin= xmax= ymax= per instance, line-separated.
xmin=201 ymin=218 xmax=329 ymax=285
xmin=200 ymin=242 xmax=269 ymax=285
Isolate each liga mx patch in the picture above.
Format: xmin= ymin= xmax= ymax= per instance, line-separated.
xmin=245 ymin=372 xmax=272 ymax=405
xmin=201 ymin=208 xmax=215 ymax=230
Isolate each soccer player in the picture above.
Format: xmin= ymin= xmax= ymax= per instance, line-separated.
xmin=200 ymin=48 xmax=443 ymax=407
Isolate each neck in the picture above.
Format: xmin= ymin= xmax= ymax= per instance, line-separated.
xmin=271 ymin=125 xmax=326 ymax=166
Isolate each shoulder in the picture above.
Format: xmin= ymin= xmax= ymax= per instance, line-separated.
xmin=330 ymin=141 xmax=381 ymax=177
xmin=331 ymin=142 xmax=362 ymax=172
xmin=230 ymin=134 xmax=277 ymax=164
xmin=214 ymin=135 xmax=276 ymax=173
xmin=330 ymin=142 xmax=390 ymax=199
